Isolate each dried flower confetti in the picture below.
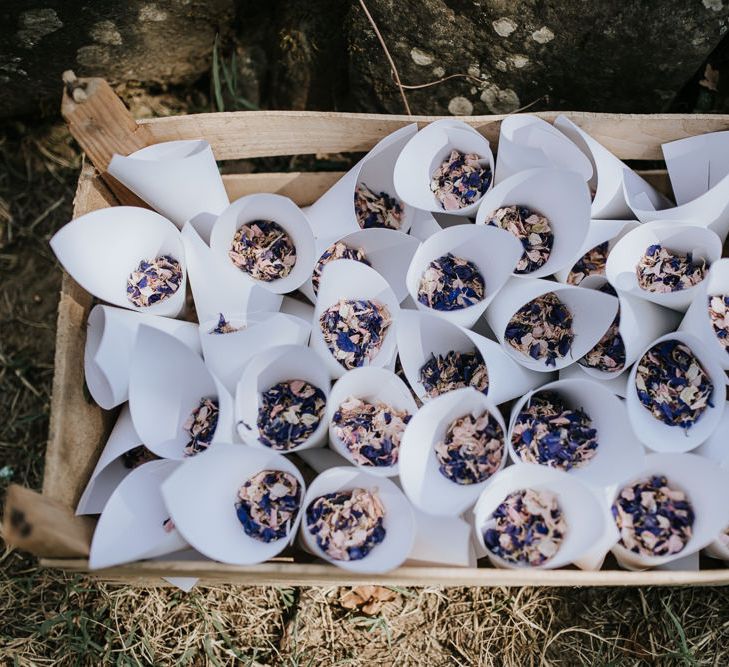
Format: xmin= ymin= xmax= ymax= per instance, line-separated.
xmin=636 ymin=244 xmax=706 ymax=293
xmin=126 ymin=255 xmax=182 ymax=308
xmin=578 ymin=284 xmax=625 ymax=373
xmin=162 ymin=517 xmax=176 ymax=533
xmin=567 ymin=241 xmax=609 ymax=285
xmin=121 ymin=445 xmax=159 ymax=469
xmin=486 ymin=206 xmax=554 ymax=274
xmin=435 ymin=410 xmax=504 ymax=485
xmin=229 ymin=220 xmax=296 ymax=282
xmin=430 ymin=149 xmax=492 ymax=210
xmin=209 ymin=313 xmax=243 ymax=334
xmin=332 ymin=396 xmax=412 ymax=467
xmin=312 ymin=242 xmax=371 ymax=295
xmin=483 ymin=488 xmax=566 ymax=567
xmin=417 ymin=253 xmax=486 ymax=311
xmin=419 ymin=350 xmax=489 ymax=399
xmin=505 ymin=293 xmax=574 ymax=367
xmin=635 ymin=340 xmax=713 ymax=430
xmin=612 ymin=475 xmax=694 ymax=557
xmin=354 ymin=183 xmax=405 ymax=230
xmin=306 ymin=488 xmax=386 ymax=561
xmin=319 ymin=299 xmax=392 ymax=370
xmin=235 ymin=469 xmax=302 ymax=542
xmin=256 ymin=380 xmax=326 ymax=451
xmin=511 ymin=392 xmax=598 ymax=471
xmin=183 ymin=398 xmax=219 ymax=456
xmin=708 ymin=295 xmax=729 ymax=354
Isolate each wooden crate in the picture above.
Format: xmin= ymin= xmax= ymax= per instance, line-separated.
xmin=31 ymin=108 xmax=729 ymax=586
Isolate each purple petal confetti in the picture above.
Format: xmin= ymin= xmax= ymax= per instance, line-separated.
xmin=417 ymin=253 xmax=486 ymax=311
xmin=229 ymin=220 xmax=296 ymax=282
xmin=235 ymin=469 xmax=302 ymax=543
xmin=183 ymin=397 xmax=219 ymax=457
xmin=419 ymin=350 xmax=489 ymax=399
xmin=126 ymin=255 xmax=182 ymax=308
xmin=483 ymin=488 xmax=566 ymax=567
xmin=486 ymin=206 xmax=553 ymax=274
xmin=578 ymin=284 xmax=626 ymax=373
xmin=162 ymin=517 xmax=176 ymax=533
xmin=612 ymin=475 xmax=694 ymax=557
xmin=636 ymin=244 xmax=706 ymax=293
xmin=306 ymin=488 xmax=386 ymax=561
xmin=209 ymin=313 xmax=243 ymax=334
xmin=511 ymin=391 xmax=598 ymax=471
xmin=635 ymin=340 xmax=713 ymax=430
xmin=354 ymin=183 xmax=405 ymax=230
xmin=332 ymin=396 xmax=412 ymax=467
xmin=435 ymin=410 xmax=504 ymax=485
xmin=567 ymin=241 xmax=609 ymax=286
xmin=121 ymin=445 xmax=159 ymax=469
xmin=312 ymin=242 xmax=371 ymax=295
xmin=430 ymin=149 xmax=492 ymax=211
xmin=708 ymin=295 xmax=729 ymax=354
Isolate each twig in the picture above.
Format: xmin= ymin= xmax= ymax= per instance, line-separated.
xmin=396 ymin=73 xmax=485 ymax=90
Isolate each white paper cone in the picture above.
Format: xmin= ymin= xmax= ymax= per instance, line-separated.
xmin=694 ymin=402 xmax=729 ymax=463
xmin=554 ymin=115 xmax=673 ymax=220
xmin=473 ymin=464 xmax=617 ymax=570
xmin=399 ymin=387 xmax=506 ymax=517
xmin=181 ymin=222 xmax=282 ymax=323
xmin=325 ymin=367 xmax=418 ymax=477
xmin=235 ymin=344 xmax=331 ymax=451
xmin=296 ymin=448 xmax=352 ymax=473
xmin=129 ymin=325 xmax=234 ymax=460
xmin=558 ymin=362 xmax=629 ymax=398
xmin=108 ymin=140 xmax=229 ymax=239
xmin=626 ymin=332 xmax=727 ymax=453
xmin=610 ymin=453 xmax=729 ymax=569
xmin=553 ymin=219 xmax=638 ymax=284
xmin=89 ymin=459 xmax=188 ymax=569
xmin=199 ymin=312 xmax=311 ymax=395
xmin=679 ymin=258 xmax=729 ymax=372
xmin=605 ymin=220 xmax=722 ymax=312
xmin=300 ymin=228 xmax=421 ymax=304
xmin=50 ymin=206 xmax=187 ymax=317
xmin=394 ymin=119 xmax=494 ymax=218
xmin=405 ymin=224 xmax=522 ymax=328
xmin=299 ymin=466 xmax=415 ymax=574
xmin=495 ymin=115 xmax=593 ymax=185
xmin=396 ymin=309 xmax=544 ymax=404
xmin=407 ymin=509 xmax=475 ymax=567
xmin=85 ymin=304 xmax=200 ymax=410
xmin=210 ymin=194 xmax=316 ymax=294
xmin=279 ymin=295 xmax=315 ymax=323
xmin=161 ymin=443 xmax=306 ymax=565
xmin=409 ymin=209 xmax=444 ymax=242
xmin=474 ymin=168 xmax=591 ymax=278
xmin=507 ymin=378 xmax=645 ymax=489
xmin=704 ymin=458 xmax=729 ymax=561
xmin=156 ymin=549 xmax=206 ymax=591
xmin=311 ymin=260 xmax=401 ymax=379
xmin=485 ymin=278 xmax=619 ymax=373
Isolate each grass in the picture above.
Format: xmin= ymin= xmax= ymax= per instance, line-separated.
xmin=2 ymin=118 xmax=729 ymax=665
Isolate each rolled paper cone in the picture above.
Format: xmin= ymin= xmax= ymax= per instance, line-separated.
xmin=399 ymin=387 xmax=507 ymax=517
xmin=396 ymin=309 xmax=545 ymax=404
xmin=305 ymin=124 xmax=417 ymax=242
xmin=155 ymin=549 xmax=207 ymax=591
xmin=558 ymin=362 xmax=629 ymax=398
xmin=88 ymin=459 xmax=188 ymax=570
xmin=577 ymin=275 xmax=681 ymax=381
xmin=296 ymin=448 xmax=352 ymax=473
xmin=409 ymin=209 xmax=444 ymax=242
xmin=609 ymin=453 xmax=729 ymax=570
xmin=298 ymin=466 xmax=416 ymax=574
xmin=474 ymin=167 xmax=591 ymax=279
xmin=181 ymin=222 xmax=282 ymax=323
xmin=405 ymin=224 xmax=522 ymax=328
xmin=679 ymin=258 xmax=729 ymax=372
xmin=161 ymin=443 xmax=306 ymax=565
xmin=485 ymin=277 xmax=619 ymax=373
xmin=553 ymin=219 xmax=638 ymax=284
xmin=326 ymin=367 xmax=418 ymax=478
xmin=554 ymin=115 xmax=673 ymax=220
xmin=406 ymin=509 xmax=476 ymax=567
xmin=473 ymin=463 xmax=617 ymax=570
xmin=394 ymin=118 xmax=494 ymax=218
xmin=129 ymin=325 xmax=234 ymax=460
xmin=279 ymin=295 xmax=315 ymax=323
xmin=85 ymin=304 xmax=200 ymax=410
xmin=694 ymin=402 xmax=729 ymax=463
xmin=107 ymin=139 xmax=230 ymax=240
xmin=506 ymin=378 xmax=646 ymax=490
xmin=235 ymin=344 xmax=331 ymax=452
xmin=300 ymin=227 xmax=421 ymax=304
xmin=606 ymin=220 xmax=722 ymax=313
xmin=626 ymin=332 xmax=727 ymax=453
xmin=704 ymin=458 xmax=729 ymax=561
xmin=495 ymin=115 xmax=593 ymax=185
xmin=311 ymin=260 xmax=401 ymax=379
xmin=199 ymin=312 xmax=311 ymax=395
xmin=210 ymin=193 xmax=316 ymax=294
xmin=76 ymin=404 xmax=144 ymax=515
xmin=50 ymin=206 xmax=187 ymax=318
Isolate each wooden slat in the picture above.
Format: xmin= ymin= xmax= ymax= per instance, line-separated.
xmin=139 ymin=111 xmax=729 ymax=161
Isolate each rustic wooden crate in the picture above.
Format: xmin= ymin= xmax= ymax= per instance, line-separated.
xmin=38 ymin=110 xmax=729 ymax=586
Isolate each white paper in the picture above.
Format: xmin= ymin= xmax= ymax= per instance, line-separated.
xmin=279 ymin=295 xmax=315 ymax=323
xmin=409 ymin=209 xmax=445 ymax=242
xmin=694 ymin=402 xmax=729 ymax=463
xmin=558 ymin=362 xmax=629 ymax=398
xmin=407 ymin=509 xmax=475 ymax=567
